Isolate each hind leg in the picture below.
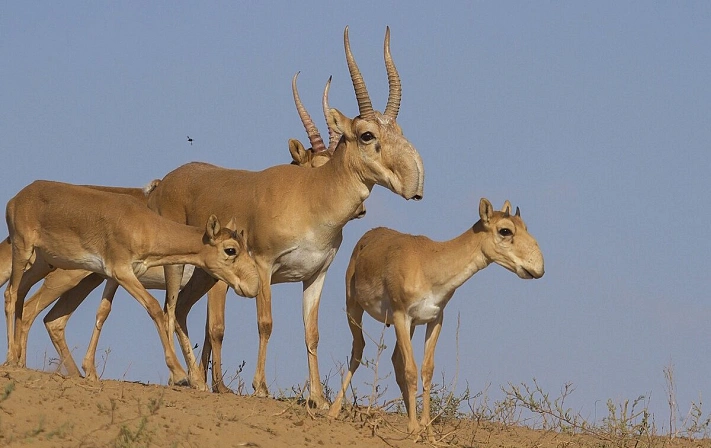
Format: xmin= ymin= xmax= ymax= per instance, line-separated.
xmin=327 ymin=285 xmax=366 ymax=418
xmin=20 ymin=269 xmax=93 ymax=367
xmin=4 ymin=240 xmax=51 ymax=365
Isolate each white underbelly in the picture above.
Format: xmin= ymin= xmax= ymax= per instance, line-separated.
xmin=137 ymin=265 xmax=195 ymax=289
xmin=361 ymin=293 xmax=447 ymax=326
xmin=271 ymin=246 xmax=337 ymax=283
xmin=362 ymin=299 xmax=395 ymax=325
xmin=407 ymin=297 xmax=444 ymax=325
xmin=39 ymin=249 xmax=107 ymax=275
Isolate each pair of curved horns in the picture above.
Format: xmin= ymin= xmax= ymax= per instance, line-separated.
xmin=344 ymin=26 xmax=401 ymax=120
xmin=292 ymin=73 xmax=340 ymax=153
xmin=292 ymin=26 xmax=402 ymax=153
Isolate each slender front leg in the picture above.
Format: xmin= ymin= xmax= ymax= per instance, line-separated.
xmin=20 ymin=269 xmax=93 ymax=367
xmin=391 ymin=312 xmax=419 ymax=436
xmin=82 ymin=279 xmax=120 ymax=381
xmin=200 ymin=281 xmax=229 ymax=393
xmin=420 ymin=314 xmax=443 ymax=443
xmin=252 ymin=264 xmax=272 ymax=398
xmin=41 ymin=272 xmax=103 ymax=376
xmin=114 ymin=269 xmax=188 ymax=386
xmin=302 ymin=271 xmax=328 ymax=408
xmin=163 ymin=264 xmax=185 ymax=386
xmin=174 ymin=268 xmax=216 ymax=390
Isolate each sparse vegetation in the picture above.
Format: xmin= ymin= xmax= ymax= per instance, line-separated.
xmin=0 ymin=381 xmax=14 ymax=404
xmin=1 ymin=357 xmax=710 ymax=447
xmin=113 ymin=417 xmax=152 ymax=448
xmin=221 ymin=359 xmax=247 ymax=395
xmin=325 ymin=320 xmax=711 ymax=447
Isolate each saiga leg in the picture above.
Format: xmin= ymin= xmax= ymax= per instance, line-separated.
xmin=391 ymin=312 xmax=419 ymax=436
xmin=420 ymin=313 xmax=443 ymax=442
xmin=19 ymin=269 xmax=93 ymax=367
xmin=199 ymin=281 xmax=229 ymax=393
xmin=173 ymin=268 xmax=217 ymax=390
xmin=162 ymin=264 xmax=185 ymax=385
xmin=81 ymin=279 xmax=120 ymax=381
xmin=4 ymin=240 xmax=51 ymax=365
xmin=0 ymin=237 xmax=11 ymax=288
xmin=36 ymin=272 xmax=102 ymax=375
xmin=327 ymin=289 xmax=365 ymax=419
xmin=113 ymin=268 xmax=189 ymax=385
xmin=252 ymin=263 xmax=272 ymax=398
xmin=302 ymin=270 xmax=328 ymax=408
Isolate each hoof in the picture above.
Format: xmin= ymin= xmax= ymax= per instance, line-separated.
xmin=308 ymin=395 xmax=329 ymax=411
xmin=172 ymin=377 xmax=190 ymax=387
xmin=212 ymin=383 xmax=233 ymax=394
xmin=84 ymin=374 xmax=99 ymax=383
xmin=252 ymin=387 xmax=270 ymax=398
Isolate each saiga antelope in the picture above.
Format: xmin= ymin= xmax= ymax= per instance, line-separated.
xmin=328 ymin=198 xmax=545 ymax=440
xmin=147 ymin=26 xmax=424 ymax=406
xmin=3 ymin=180 xmax=260 ymax=385
xmin=1 ymin=182 xmax=165 ymax=366
xmin=198 ymin=74 xmax=366 ymax=392
xmin=0 ymin=77 xmax=354 ymax=385
xmin=2 ymin=127 xmax=342 ymax=380
xmin=0 ymin=181 xmax=202 ymax=377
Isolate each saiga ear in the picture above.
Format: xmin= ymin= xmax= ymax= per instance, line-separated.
xmin=225 ymin=217 xmax=238 ymax=232
xmin=206 ymin=214 xmax=221 ymax=241
xmin=479 ymin=198 xmax=494 ymax=225
xmin=288 ymin=139 xmax=308 ymax=165
xmin=328 ymin=108 xmax=353 ymax=139
xmin=501 ymin=200 xmax=513 ymax=216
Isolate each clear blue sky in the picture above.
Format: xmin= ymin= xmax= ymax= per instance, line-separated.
xmin=3 ymin=2 xmax=710 ymax=426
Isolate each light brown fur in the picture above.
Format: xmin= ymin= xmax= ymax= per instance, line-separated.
xmin=1 ymin=183 xmax=203 ymax=379
xmin=328 ymin=198 xmax=544 ymax=440
xmin=5 ymin=141 xmax=329 ymax=381
xmin=3 ymin=181 xmax=260 ymax=389
xmin=147 ymin=27 xmax=424 ymax=406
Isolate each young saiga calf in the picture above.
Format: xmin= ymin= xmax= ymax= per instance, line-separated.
xmin=1 ymin=182 xmax=165 ymax=367
xmin=328 ymin=198 xmax=545 ymax=440
xmin=4 ymin=181 xmax=260 ymax=386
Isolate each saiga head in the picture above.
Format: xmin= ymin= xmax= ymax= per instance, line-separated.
xmin=289 ymin=73 xmax=367 ymax=219
xmin=476 ymin=198 xmax=545 ymax=280
xmin=328 ymin=26 xmax=425 ymax=201
xmin=202 ymin=215 xmax=260 ymax=298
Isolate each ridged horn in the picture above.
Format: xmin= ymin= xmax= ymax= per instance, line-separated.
xmin=292 ymin=72 xmax=327 ymax=153
xmin=322 ymin=76 xmax=341 ymax=151
xmin=383 ymin=26 xmax=401 ymax=119
xmin=344 ymin=26 xmax=374 ymax=119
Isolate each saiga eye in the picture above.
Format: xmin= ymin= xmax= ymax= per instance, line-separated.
xmin=360 ymin=131 xmax=375 ymax=143
xmin=498 ymin=228 xmax=512 ymax=237
xmin=224 ymin=248 xmax=237 ymax=256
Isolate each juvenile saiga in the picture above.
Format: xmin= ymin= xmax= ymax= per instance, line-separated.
xmin=1 ymin=181 xmax=167 ymax=366
xmin=147 ymin=26 xmax=424 ymax=406
xmin=328 ymin=198 xmax=544 ymax=440
xmin=3 ymin=180 xmax=260 ymax=385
